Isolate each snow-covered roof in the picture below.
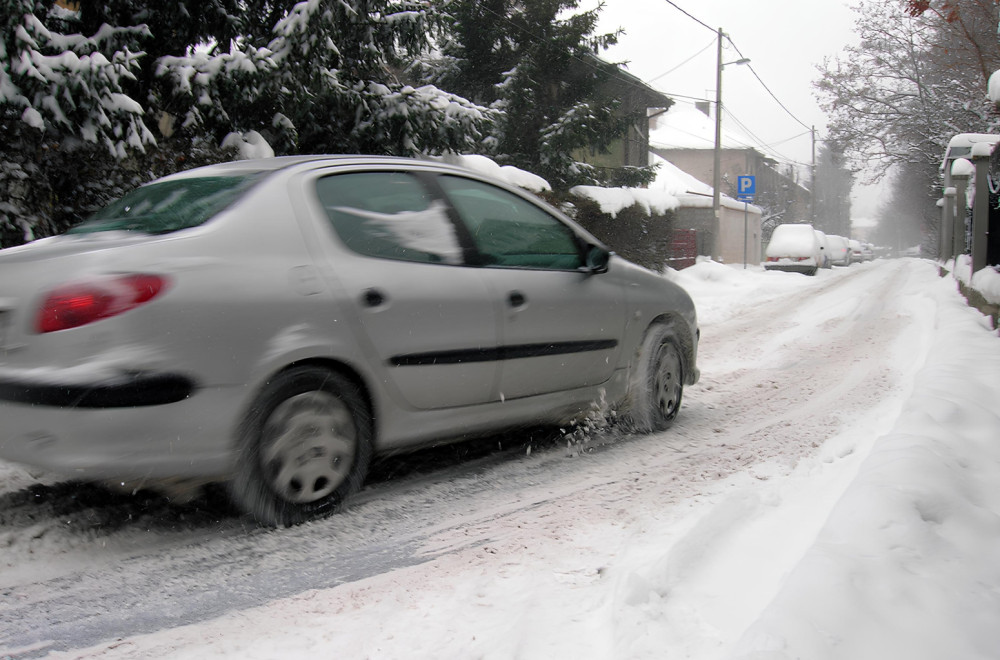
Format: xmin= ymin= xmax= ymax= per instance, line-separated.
xmin=649 ymin=154 xmax=713 ymax=197
xmin=941 ymin=133 xmax=1000 ymax=170
xmin=649 ymin=106 xmax=760 ymax=153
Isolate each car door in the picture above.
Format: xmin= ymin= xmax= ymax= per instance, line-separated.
xmin=308 ymin=169 xmax=499 ymax=410
xmin=436 ymin=174 xmax=625 ymax=401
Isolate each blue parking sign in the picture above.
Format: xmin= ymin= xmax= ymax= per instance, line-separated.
xmin=737 ymin=175 xmax=755 ymax=201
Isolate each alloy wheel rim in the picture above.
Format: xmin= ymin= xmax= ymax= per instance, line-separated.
xmin=654 ymin=343 xmax=682 ymax=419
xmin=260 ymin=391 xmax=357 ymax=504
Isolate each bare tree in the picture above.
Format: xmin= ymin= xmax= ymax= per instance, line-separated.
xmin=816 ymin=0 xmax=996 ymax=180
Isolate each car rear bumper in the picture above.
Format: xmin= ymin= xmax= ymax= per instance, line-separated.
xmin=0 ymin=382 xmax=243 ymax=481
xmin=764 ymin=263 xmax=817 ymax=275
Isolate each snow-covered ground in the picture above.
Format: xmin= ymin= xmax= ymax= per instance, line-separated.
xmin=3 ymin=257 xmax=999 ymax=659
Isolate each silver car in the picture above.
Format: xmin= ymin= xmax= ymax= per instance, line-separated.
xmin=0 ymin=156 xmax=699 ymax=525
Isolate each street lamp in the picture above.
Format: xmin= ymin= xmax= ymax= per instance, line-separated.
xmin=711 ymin=27 xmax=750 ymax=261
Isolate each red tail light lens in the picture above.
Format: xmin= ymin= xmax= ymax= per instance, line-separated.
xmin=36 ymin=274 xmax=169 ymax=333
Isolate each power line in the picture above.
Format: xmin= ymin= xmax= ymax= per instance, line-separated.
xmin=659 ymin=0 xmax=716 ymax=34
xmin=647 ymin=36 xmax=716 ymax=83
xmin=723 ymin=108 xmax=807 ymax=166
xmin=726 ymin=37 xmax=813 ymax=132
xmin=466 ymin=1 xmax=821 ymax=163
xmin=474 ymin=3 xmax=686 ymax=105
xmin=655 ymin=1 xmax=817 ymax=139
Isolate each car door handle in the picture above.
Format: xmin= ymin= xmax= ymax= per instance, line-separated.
xmin=362 ymin=288 xmax=387 ymax=308
xmin=508 ymin=291 xmax=526 ymax=308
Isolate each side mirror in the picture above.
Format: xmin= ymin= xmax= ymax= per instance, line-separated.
xmin=581 ymin=245 xmax=611 ymax=274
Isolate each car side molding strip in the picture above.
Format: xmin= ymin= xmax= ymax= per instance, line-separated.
xmin=390 ymin=339 xmax=618 ymax=366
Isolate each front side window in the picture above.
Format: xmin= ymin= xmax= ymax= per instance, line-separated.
xmin=438 ymin=176 xmax=582 ymax=270
xmin=68 ymin=175 xmax=262 ymax=235
xmin=316 ymin=172 xmax=462 ymax=265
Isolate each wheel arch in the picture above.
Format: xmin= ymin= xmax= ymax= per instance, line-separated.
xmin=274 ymin=357 xmax=374 ymax=420
xmin=240 ymin=357 xmax=379 ymax=446
xmin=643 ymin=312 xmax=699 ymax=386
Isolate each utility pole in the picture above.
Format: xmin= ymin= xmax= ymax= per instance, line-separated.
xmin=712 ymin=27 xmax=724 ymax=261
xmin=711 ymin=29 xmax=749 ymax=261
xmin=810 ymin=126 xmax=816 ymax=225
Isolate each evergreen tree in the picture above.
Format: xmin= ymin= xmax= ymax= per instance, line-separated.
xmin=420 ymin=0 xmax=654 ymax=189
xmin=813 ymin=142 xmax=854 ymax=237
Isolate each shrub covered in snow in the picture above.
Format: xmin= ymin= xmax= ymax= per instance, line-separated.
xmin=0 ymin=0 xmax=493 ymax=246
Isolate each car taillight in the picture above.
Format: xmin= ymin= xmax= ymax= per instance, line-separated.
xmin=36 ymin=274 xmax=169 ymax=333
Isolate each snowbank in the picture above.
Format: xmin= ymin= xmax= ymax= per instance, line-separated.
xmin=947 ymin=254 xmax=1000 ymax=305
xmin=732 ymin=267 xmax=1000 ymax=659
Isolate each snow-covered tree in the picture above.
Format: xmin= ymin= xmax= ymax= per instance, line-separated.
xmin=1 ymin=2 xmax=154 ymax=156
xmin=816 ymin=0 xmax=999 ymax=178
xmin=417 ymin=0 xmax=652 ymax=189
xmin=0 ymin=1 xmax=158 ymax=242
xmin=260 ymin=0 xmax=491 ymax=156
xmin=1 ymin=0 xmax=493 ymax=246
xmin=815 ymin=0 xmax=1000 ymax=252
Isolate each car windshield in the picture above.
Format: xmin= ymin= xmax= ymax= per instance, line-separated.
xmin=67 ymin=174 xmax=263 ymax=235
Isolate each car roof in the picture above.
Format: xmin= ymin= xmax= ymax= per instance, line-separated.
xmin=157 ymin=155 xmax=478 ymax=181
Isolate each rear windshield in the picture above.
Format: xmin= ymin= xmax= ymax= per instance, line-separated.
xmin=67 ymin=175 xmax=263 ymax=235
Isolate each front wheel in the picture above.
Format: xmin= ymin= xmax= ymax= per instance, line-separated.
xmin=229 ymin=367 xmax=372 ymax=527
xmin=626 ymin=326 xmax=685 ymax=433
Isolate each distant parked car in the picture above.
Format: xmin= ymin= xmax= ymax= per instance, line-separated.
xmin=814 ymin=230 xmax=832 ymax=269
xmin=826 ymin=235 xmax=851 ymax=266
xmin=764 ymin=223 xmax=824 ymax=275
xmin=861 ymin=242 xmax=875 ymax=261
xmin=0 ymin=155 xmax=701 ymax=526
xmin=849 ymin=239 xmax=864 ymax=263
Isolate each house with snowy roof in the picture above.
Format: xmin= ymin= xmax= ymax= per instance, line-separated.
xmin=648 ymin=106 xmax=811 ymax=228
xmin=572 ymin=65 xmax=674 ymax=176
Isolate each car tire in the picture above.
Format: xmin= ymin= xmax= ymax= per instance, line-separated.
xmin=229 ymin=366 xmax=372 ymax=527
xmin=626 ymin=325 xmax=684 ymax=433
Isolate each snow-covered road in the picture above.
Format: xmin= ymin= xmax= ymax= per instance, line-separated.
xmin=2 ymin=257 xmax=999 ymax=659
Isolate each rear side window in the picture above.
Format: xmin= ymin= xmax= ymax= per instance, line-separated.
xmin=316 ymin=171 xmax=462 ymax=265
xmin=68 ymin=175 xmax=262 ymax=235
xmin=438 ymin=175 xmax=582 ymax=270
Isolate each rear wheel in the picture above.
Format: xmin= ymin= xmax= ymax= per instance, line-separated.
xmin=626 ymin=325 xmax=684 ymax=433
xmin=229 ymin=367 xmax=372 ymax=526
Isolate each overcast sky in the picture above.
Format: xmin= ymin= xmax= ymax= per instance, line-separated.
xmin=588 ymin=0 xmax=882 ymax=220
